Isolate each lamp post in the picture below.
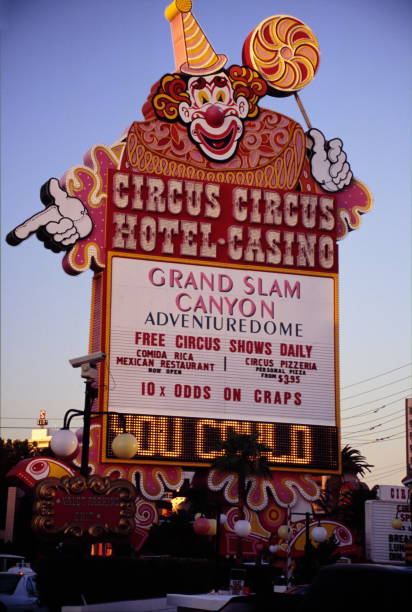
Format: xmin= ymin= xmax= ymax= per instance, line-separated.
xmin=51 ymin=350 xmax=140 ymax=472
xmin=67 ymin=352 xmax=105 ymax=476
xmin=80 ymin=378 xmax=98 ymax=476
xmin=277 ymin=511 xmax=328 ymax=584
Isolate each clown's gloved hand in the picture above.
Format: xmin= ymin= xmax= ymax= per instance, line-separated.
xmin=307 ymin=128 xmax=353 ymax=192
xmin=6 ymin=178 xmax=92 ymax=251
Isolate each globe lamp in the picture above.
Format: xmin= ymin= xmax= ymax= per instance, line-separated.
xmin=193 ymin=517 xmax=211 ymax=535
xmin=50 ymin=429 xmax=79 ymax=459
xmin=277 ymin=525 xmax=291 ymax=540
xmin=111 ymin=433 xmax=138 ymax=459
xmin=311 ymin=525 xmax=328 ymax=543
xmin=392 ymin=518 xmax=403 ymax=530
xmin=234 ymin=519 xmax=251 ymax=538
xmin=269 ymin=544 xmax=279 ymax=554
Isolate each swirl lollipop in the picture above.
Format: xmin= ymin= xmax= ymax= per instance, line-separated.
xmin=243 ymin=15 xmax=320 ymax=126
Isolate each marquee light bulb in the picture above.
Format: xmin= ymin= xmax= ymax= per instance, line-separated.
xmin=111 ymin=433 xmax=139 ymax=459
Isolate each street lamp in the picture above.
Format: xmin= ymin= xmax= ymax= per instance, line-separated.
xmin=51 ymin=352 xmax=141 ymax=475
xmin=68 ymin=351 xmax=105 ymax=476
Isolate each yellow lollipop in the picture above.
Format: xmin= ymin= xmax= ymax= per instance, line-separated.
xmin=243 ymin=15 xmax=320 ymax=97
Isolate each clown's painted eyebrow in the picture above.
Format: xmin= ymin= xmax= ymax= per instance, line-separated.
xmin=192 ymin=77 xmax=207 ymax=90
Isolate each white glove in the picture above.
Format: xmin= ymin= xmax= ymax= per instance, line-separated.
xmin=307 ymin=128 xmax=353 ymax=192
xmin=6 ymin=178 xmax=92 ymax=250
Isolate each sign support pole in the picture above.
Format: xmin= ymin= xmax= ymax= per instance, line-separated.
xmin=80 ymin=381 xmax=97 ymax=477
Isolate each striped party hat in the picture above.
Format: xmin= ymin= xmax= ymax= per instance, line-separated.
xmin=165 ymin=0 xmax=227 ymax=75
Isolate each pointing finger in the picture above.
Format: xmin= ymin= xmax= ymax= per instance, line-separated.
xmin=8 ymin=206 xmax=61 ymax=243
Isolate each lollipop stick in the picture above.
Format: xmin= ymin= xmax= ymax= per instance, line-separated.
xmin=294 ymin=93 xmax=312 ymax=130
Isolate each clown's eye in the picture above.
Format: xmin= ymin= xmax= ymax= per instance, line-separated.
xmin=216 ymin=91 xmax=226 ymax=103
xmin=198 ymin=91 xmax=209 ymax=104
xmin=213 ymin=76 xmax=227 ymax=88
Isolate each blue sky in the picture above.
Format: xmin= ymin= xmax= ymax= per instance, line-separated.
xmin=1 ymin=0 xmax=411 ymax=487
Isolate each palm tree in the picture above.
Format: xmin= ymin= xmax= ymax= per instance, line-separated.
xmin=211 ymin=431 xmax=272 ymax=519
xmin=318 ymin=445 xmax=373 ymax=515
xmin=341 ymin=445 xmax=373 ymax=478
xmin=211 ymin=431 xmax=272 ymax=563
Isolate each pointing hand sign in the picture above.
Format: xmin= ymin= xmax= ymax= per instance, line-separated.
xmin=6 ymin=178 xmax=93 ymax=251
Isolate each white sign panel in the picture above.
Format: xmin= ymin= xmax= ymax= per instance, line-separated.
xmin=106 ymin=255 xmax=337 ymax=426
xmin=365 ymin=500 xmax=412 ymax=564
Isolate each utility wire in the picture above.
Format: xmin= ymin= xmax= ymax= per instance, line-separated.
xmin=370 ymin=464 xmax=405 ymax=476
xmin=345 ymin=425 xmax=404 ymax=440
xmin=0 ymin=417 xmax=62 ymax=421
xmin=341 ymin=376 xmax=411 ymax=401
xmin=368 ymin=468 xmax=405 ymax=480
xmin=343 ymin=408 xmax=404 ymax=430
xmin=342 ymin=362 xmax=411 ymax=389
xmin=343 ymin=433 xmax=405 ymax=445
xmin=341 ymin=388 xmax=412 ymax=412
xmin=342 ymin=396 xmax=404 ymax=420
xmin=370 ymin=462 xmax=404 ymax=473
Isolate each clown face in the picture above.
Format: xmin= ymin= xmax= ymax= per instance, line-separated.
xmin=178 ymin=72 xmax=249 ymax=162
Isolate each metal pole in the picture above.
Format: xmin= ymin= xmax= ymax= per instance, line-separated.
xmin=285 ymin=505 xmax=292 ymax=587
xmin=305 ymin=512 xmax=311 ymax=554
xmin=80 ymin=380 xmax=94 ymax=477
xmin=214 ymin=509 xmax=221 ymax=592
xmin=304 ymin=511 xmax=311 ymax=576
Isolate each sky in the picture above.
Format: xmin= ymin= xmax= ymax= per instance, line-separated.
xmin=1 ymin=0 xmax=411 ymax=489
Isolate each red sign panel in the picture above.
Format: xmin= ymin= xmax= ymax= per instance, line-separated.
xmin=32 ymin=475 xmax=137 ymax=539
xmin=106 ymin=169 xmax=338 ymax=273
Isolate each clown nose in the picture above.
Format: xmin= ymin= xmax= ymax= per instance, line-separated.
xmin=205 ymin=105 xmax=225 ymax=127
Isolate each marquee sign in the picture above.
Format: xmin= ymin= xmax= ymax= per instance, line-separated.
xmin=103 ymin=255 xmax=338 ymax=470
xmin=32 ymin=475 xmax=137 ymax=540
xmin=6 ymin=1 xmax=372 ymax=475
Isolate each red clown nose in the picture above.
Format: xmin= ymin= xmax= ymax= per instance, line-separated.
xmin=204 ymin=105 xmax=225 ymax=127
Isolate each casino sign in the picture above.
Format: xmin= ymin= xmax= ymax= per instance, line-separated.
xmin=6 ymin=0 xmax=372 ymax=554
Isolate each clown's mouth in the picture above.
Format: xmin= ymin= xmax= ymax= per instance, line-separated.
xmin=196 ymin=121 xmax=237 ymax=155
